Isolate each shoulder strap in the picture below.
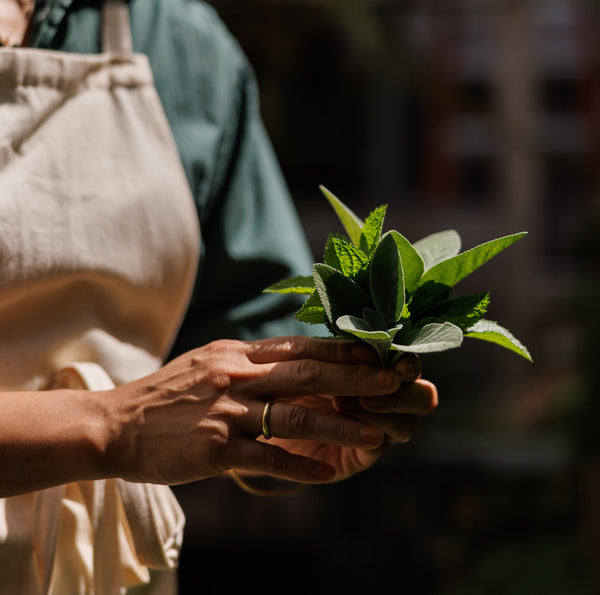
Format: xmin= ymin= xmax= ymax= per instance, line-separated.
xmin=102 ymin=0 xmax=133 ymax=54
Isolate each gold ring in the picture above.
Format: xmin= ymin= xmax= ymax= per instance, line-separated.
xmin=262 ymin=401 xmax=273 ymax=439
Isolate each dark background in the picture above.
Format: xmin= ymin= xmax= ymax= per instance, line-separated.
xmin=172 ymin=1 xmax=600 ymax=593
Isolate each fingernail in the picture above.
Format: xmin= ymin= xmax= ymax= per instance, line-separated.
xmin=316 ymin=463 xmax=335 ymax=481
xmin=379 ymin=369 xmax=398 ymax=388
xmin=361 ymin=426 xmax=384 ymax=446
xmin=396 ymin=354 xmax=420 ymax=382
xmin=406 ymin=359 xmax=419 ymax=382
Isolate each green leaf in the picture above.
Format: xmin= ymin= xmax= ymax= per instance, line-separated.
xmin=313 ymin=263 xmax=371 ymax=328
xmin=388 ymin=322 xmax=405 ymax=342
xmin=415 ymin=292 xmax=490 ymax=331
xmin=388 ymin=231 xmax=425 ymax=295
xmin=370 ymin=232 xmax=405 ymax=324
xmin=319 ymin=185 xmax=363 ymax=246
xmin=295 ymin=306 xmax=328 ymax=325
xmin=359 ymin=205 xmax=387 ymax=255
xmin=323 ymin=234 xmax=369 ymax=278
xmin=336 ymin=315 xmax=392 ymax=342
xmin=408 ymin=281 xmax=452 ymax=321
xmin=466 ymin=320 xmax=532 ymax=361
xmin=336 ymin=315 xmax=394 ymax=363
xmin=264 ymin=275 xmax=315 ymax=294
xmin=413 ymin=230 xmax=461 ymax=271
xmin=419 ymin=232 xmax=527 ymax=288
xmin=362 ymin=307 xmax=387 ymax=331
xmin=295 ymin=291 xmax=328 ymax=325
xmin=391 ymin=322 xmax=464 ymax=354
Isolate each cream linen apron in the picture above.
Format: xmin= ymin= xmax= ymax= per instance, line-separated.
xmin=0 ymin=0 xmax=201 ymax=592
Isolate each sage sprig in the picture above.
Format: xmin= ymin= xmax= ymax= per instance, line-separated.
xmin=265 ymin=186 xmax=532 ymax=366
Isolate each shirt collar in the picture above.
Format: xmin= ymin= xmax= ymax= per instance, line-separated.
xmin=29 ymin=0 xmax=77 ymax=48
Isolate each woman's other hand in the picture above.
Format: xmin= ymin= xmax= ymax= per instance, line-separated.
xmin=266 ymin=353 xmax=438 ymax=482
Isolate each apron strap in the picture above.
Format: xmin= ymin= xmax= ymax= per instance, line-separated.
xmin=102 ymin=0 xmax=133 ymax=54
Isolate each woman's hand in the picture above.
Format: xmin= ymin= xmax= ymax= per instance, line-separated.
xmin=265 ymin=354 xmax=438 ymax=481
xmin=102 ymin=336 xmax=407 ymax=486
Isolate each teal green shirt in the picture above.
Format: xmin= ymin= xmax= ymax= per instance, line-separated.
xmin=28 ymin=0 xmax=316 ymax=352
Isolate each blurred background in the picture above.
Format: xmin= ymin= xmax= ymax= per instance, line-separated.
xmin=172 ymin=1 xmax=600 ymax=593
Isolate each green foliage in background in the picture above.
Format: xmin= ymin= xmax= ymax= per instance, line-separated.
xmin=265 ymin=186 xmax=532 ymax=366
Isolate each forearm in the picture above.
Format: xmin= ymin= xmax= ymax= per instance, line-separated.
xmin=0 ymin=389 xmax=112 ymax=497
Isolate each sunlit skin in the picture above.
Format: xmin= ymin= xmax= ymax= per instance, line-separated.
xmin=103 ymin=336 xmax=436 ymax=485
xmin=264 ymin=356 xmax=437 ymax=481
xmin=0 ymin=335 xmax=438 ymax=496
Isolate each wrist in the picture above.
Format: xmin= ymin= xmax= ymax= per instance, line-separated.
xmin=76 ymin=387 xmax=122 ymax=480
xmin=88 ymin=384 xmax=140 ymax=482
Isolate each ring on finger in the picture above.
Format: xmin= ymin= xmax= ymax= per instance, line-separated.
xmin=262 ymin=400 xmax=273 ymax=440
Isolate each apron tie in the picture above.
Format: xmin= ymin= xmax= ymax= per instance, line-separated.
xmin=43 ymin=362 xmax=185 ymax=594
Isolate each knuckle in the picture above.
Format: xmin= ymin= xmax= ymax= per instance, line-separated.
xmin=188 ymin=341 xmax=214 ymax=362
xmin=287 ymin=405 xmax=314 ymax=436
xmin=199 ymin=418 xmax=233 ymax=463
xmin=287 ymin=335 xmax=310 ymax=359
xmin=208 ymin=339 xmax=240 ymax=355
xmin=202 ymin=366 xmax=232 ymax=393
xmin=322 ymin=414 xmax=351 ymax=444
xmin=347 ymin=364 xmax=366 ymax=388
xmin=294 ymin=358 xmax=322 ymax=388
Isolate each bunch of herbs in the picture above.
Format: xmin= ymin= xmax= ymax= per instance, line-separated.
xmin=265 ymin=186 xmax=532 ymax=367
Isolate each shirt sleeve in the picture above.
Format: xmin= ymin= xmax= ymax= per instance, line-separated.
xmin=163 ymin=5 xmax=321 ymax=355
xmin=29 ymin=0 xmax=323 ymax=353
